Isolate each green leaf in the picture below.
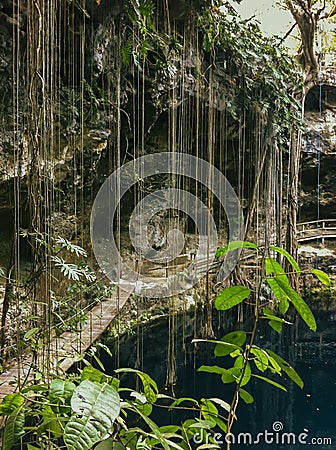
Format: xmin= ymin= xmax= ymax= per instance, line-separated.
xmin=38 ymin=404 xmax=63 ymax=438
xmin=250 ymin=347 xmax=269 ymax=372
xmin=121 ymin=42 xmax=132 ymax=66
xmin=209 ymin=397 xmax=231 ymax=414
xmin=27 ymin=445 xmax=41 ymax=450
xmin=234 ymin=357 xmax=251 ymax=387
xmin=215 ymin=286 xmax=251 ymax=311
xmin=216 ymin=241 xmax=258 ymax=258
xmin=0 ymin=393 xmax=25 ymax=416
xmin=265 ymin=257 xmax=286 ymax=277
xmin=50 ymin=379 xmax=76 ymax=402
xmin=221 ymin=371 xmax=236 ymax=384
xmin=197 ymin=365 xmax=229 ymax=376
xmin=278 ymin=297 xmax=290 ymax=315
xmin=214 ymin=331 xmax=246 ymax=357
xmin=23 ymin=327 xmax=39 ymax=340
xmin=81 ymin=366 xmax=109 ymax=384
xmin=274 ymin=277 xmax=317 ymax=331
xmin=3 ymin=406 xmax=25 ymax=450
xmin=238 ymin=388 xmax=254 ymax=404
xmin=125 ymin=403 xmax=172 ymax=450
xmin=269 ymin=246 xmax=301 ymax=275
xmin=268 ymin=320 xmax=282 ymax=333
xmin=200 ymin=399 xmax=218 ymax=425
xmin=266 ymin=278 xmax=289 ymax=313
xmin=95 ymin=439 xmax=125 ymax=450
xmin=311 ymin=269 xmax=332 ymax=287
xmin=252 ymin=374 xmax=287 ymax=391
xmin=266 ymin=349 xmax=304 ymax=388
xmin=115 ymin=368 xmax=158 ymax=403
xmin=64 ymin=380 xmax=120 ymax=450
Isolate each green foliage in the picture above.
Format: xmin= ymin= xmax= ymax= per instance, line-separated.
xmin=269 ymin=245 xmax=301 ymax=275
xmin=215 ymin=241 xmax=258 ymax=258
xmin=214 ymin=286 xmax=251 ymax=311
xmin=197 ymin=7 xmax=303 ymax=143
xmin=121 ymin=0 xmax=180 ymax=76
xmin=0 ymin=241 xmax=330 ymax=449
xmin=3 ymin=406 xmax=25 ymax=450
xmin=311 ymin=268 xmax=332 ymax=287
xmin=214 ymin=331 xmax=246 ymax=357
xmin=0 ymin=393 xmax=25 ymax=415
xmin=64 ymin=380 xmax=120 ymax=450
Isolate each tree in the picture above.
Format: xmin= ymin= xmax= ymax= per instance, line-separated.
xmin=283 ymin=0 xmax=335 ymax=84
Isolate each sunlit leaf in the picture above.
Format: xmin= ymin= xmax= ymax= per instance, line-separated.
xmin=274 ymin=277 xmax=317 ymax=331
xmin=239 ymin=389 xmax=254 ymax=404
xmin=215 ymin=286 xmax=251 ymax=311
xmin=252 ymin=374 xmax=287 ymax=391
xmin=214 ymin=331 xmax=246 ymax=357
xmin=266 ymin=349 xmax=304 ymax=388
xmin=311 ymin=269 xmax=332 ymax=288
xmin=269 ymin=246 xmax=301 ymax=275
xmin=215 ymin=241 xmax=258 ymax=258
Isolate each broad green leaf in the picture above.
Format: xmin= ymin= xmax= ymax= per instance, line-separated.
xmin=274 ymin=277 xmax=317 ymax=331
xmin=64 ymin=380 xmax=120 ymax=450
xmin=265 ymin=258 xmax=287 ymax=277
xmin=268 ymin=356 xmax=282 ymax=374
xmin=239 ymin=389 xmax=254 ymax=404
xmin=214 ymin=331 xmax=246 ymax=357
xmin=269 ymin=246 xmax=301 ymax=275
xmin=23 ymin=327 xmax=39 ymax=340
xmin=115 ymin=368 xmax=158 ymax=403
xmin=234 ymin=357 xmax=251 ymax=387
xmin=38 ymin=404 xmax=63 ymax=438
xmin=261 ymin=308 xmax=288 ymax=323
xmin=215 ymin=286 xmax=251 ymax=311
xmin=209 ymin=398 xmax=231 ymax=413
xmin=95 ymin=439 xmax=126 ymax=449
xmin=311 ymin=269 xmax=332 ymax=287
xmin=126 ymin=404 xmax=172 ymax=450
xmin=3 ymin=406 xmax=25 ymax=450
xmin=201 ymin=399 xmax=218 ymax=425
xmin=266 ymin=349 xmax=304 ymax=388
xmin=279 ymin=297 xmax=290 ymax=315
xmin=193 ymin=338 xmax=242 ymax=357
xmin=159 ymin=425 xmax=181 ymax=434
xmin=221 ymin=371 xmax=235 ymax=384
xmin=50 ymin=379 xmax=76 ymax=402
xmin=27 ymin=445 xmax=41 ymax=450
xmin=198 ymin=365 xmax=229 ymax=376
xmin=250 ymin=347 xmax=269 ymax=372
xmin=200 ymin=399 xmax=227 ymax=433
xmin=252 ymin=374 xmax=287 ymax=391
xmin=0 ymin=393 xmax=25 ymax=416
xmin=81 ymin=366 xmax=109 ymax=384
xmin=267 ymin=277 xmax=289 ymax=314
xmin=216 ymin=241 xmax=258 ymax=257
xmin=268 ymin=320 xmax=282 ymax=333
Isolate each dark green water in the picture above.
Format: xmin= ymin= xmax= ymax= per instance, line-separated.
xmin=102 ymin=307 xmax=336 ymax=449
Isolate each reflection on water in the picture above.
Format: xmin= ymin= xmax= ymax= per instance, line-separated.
xmin=103 ymin=306 xmax=336 ymax=449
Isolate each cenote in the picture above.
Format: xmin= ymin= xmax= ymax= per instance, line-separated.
xmin=100 ymin=304 xmax=336 ymax=450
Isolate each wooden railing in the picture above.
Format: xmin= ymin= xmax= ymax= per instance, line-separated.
xmin=296 ymin=219 xmax=336 ymax=243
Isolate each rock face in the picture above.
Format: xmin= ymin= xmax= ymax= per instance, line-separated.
xmin=300 ymin=83 xmax=336 ymax=221
xmin=0 ymin=0 xmax=332 ymax=257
